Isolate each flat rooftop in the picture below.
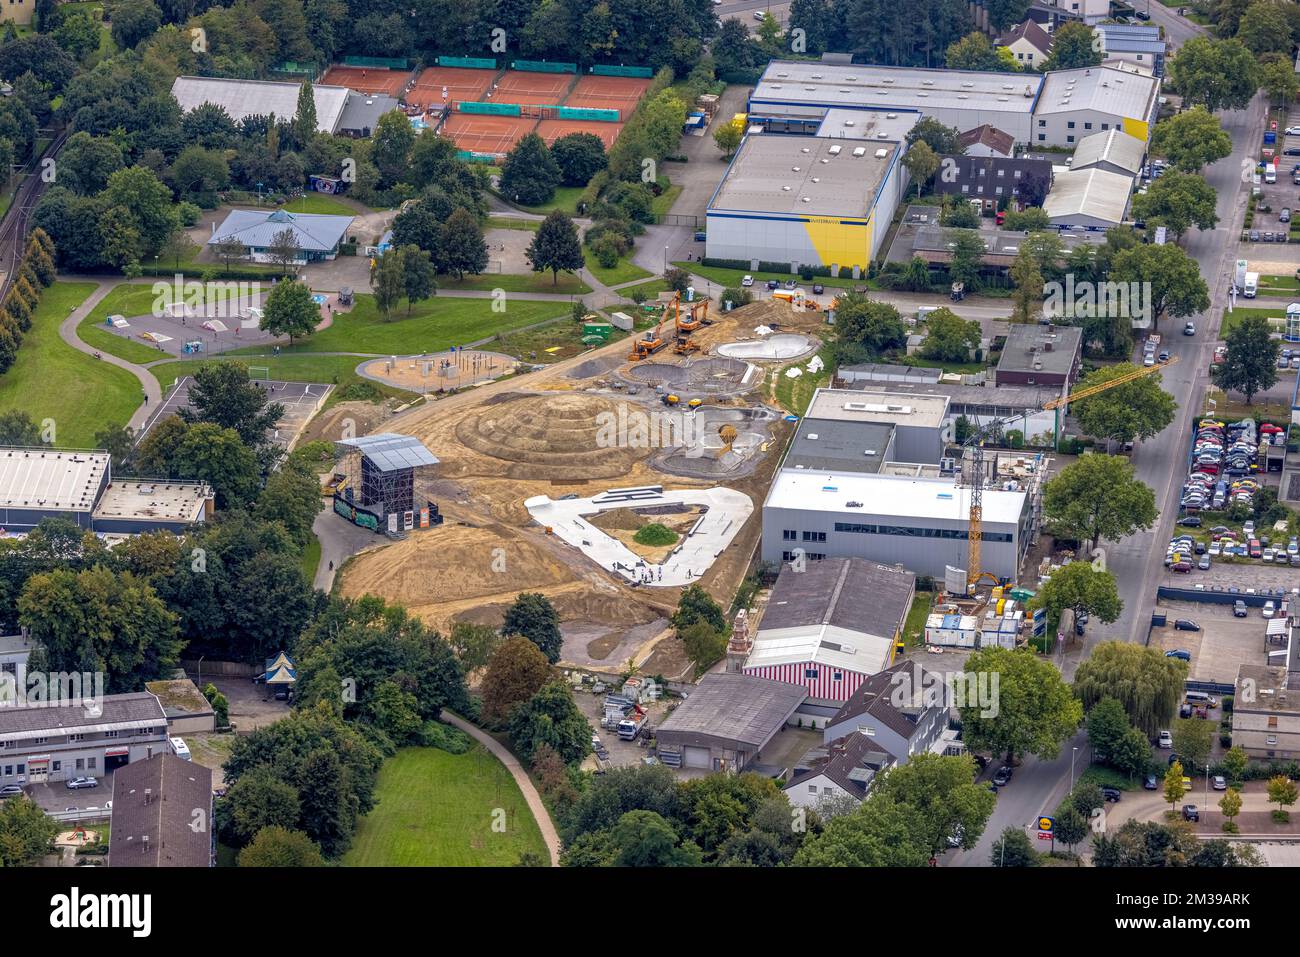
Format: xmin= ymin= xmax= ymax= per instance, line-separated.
xmin=1035 ymin=66 xmax=1158 ymax=122
xmin=709 ymin=134 xmax=894 ymax=218
xmin=0 ymin=448 xmax=107 ymax=512
xmin=94 ymin=480 xmax=210 ymax=525
xmin=816 ymin=108 xmax=919 ymax=143
xmin=842 ymin=376 xmax=1064 ymax=411
xmin=766 ymin=470 xmax=1027 ymax=525
xmin=805 ymin=388 xmax=949 ymax=429
xmin=753 ymin=61 xmax=1042 ymax=116
xmin=998 ymin=325 xmax=1084 ymax=377
xmin=785 ymin=420 xmax=894 ymax=474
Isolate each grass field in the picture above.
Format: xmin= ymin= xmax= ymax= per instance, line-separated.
xmin=226 ymin=293 xmax=569 ymax=357
xmin=486 ymin=216 xmax=540 ymax=231
xmin=342 ymin=745 xmax=547 ymax=866
xmin=584 ymin=249 xmax=653 ymax=287
xmin=81 ymin=282 xmax=243 ymax=364
xmin=301 ymin=536 xmax=321 ymax=584
xmin=281 ymin=194 xmax=357 ymax=216
xmin=512 ymin=185 xmax=584 ymax=216
xmin=440 ymin=271 xmax=590 ymax=295
xmin=773 ymin=344 xmax=834 ymax=415
xmin=1220 ymin=306 xmax=1289 ymax=337
xmin=651 ymin=184 xmax=683 ymax=220
xmin=149 ymin=353 xmax=417 ymax=402
xmin=902 ymin=592 xmax=934 ymax=646
xmin=0 ymin=282 xmax=141 ymax=447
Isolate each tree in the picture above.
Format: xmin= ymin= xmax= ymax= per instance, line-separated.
xmin=293 ymin=80 xmax=317 ymax=147
xmin=902 ymin=140 xmax=939 ymax=198
xmin=1151 ymin=107 xmax=1232 ymax=172
xmin=203 ymin=682 xmax=230 ymax=727
xmin=550 ymin=132 xmax=606 ymax=186
xmin=1042 ymin=455 xmax=1158 ymax=553
xmin=906 ymin=117 xmax=961 ymax=157
xmin=0 ymin=409 xmax=43 ymax=445
xmin=990 ymin=826 xmax=1036 ymax=866
xmin=238 ymin=826 xmax=324 ymax=867
xmin=1219 ymin=788 xmax=1242 ymax=832
xmin=1267 ymin=775 xmax=1298 ymax=819
xmin=833 ymin=293 xmax=908 ymax=361
xmin=873 ymin=753 xmax=997 ymax=854
xmin=713 ymin=121 xmax=742 ymax=159
xmin=260 ymin=278 xmax=320 ymax=342
xmin=179 ymin=362 xmax=283 ymax=459
xmin=986 ymin=0 xmax=1032 ymax=30
xmin=1002 ymin=207 xmax=1051 ymax=232
xmin=679 ymin=620 xmax=727 ymax=672
xmin=1009 ymin=245 xmax=1044 ymax=324
xmin=1053 ymin=805 xmax=1089 ymax=850
xmin=1087 ymin=697 xmax=1136 ymax=765
xmin=212 ymin=235 xmax=246 ymax=271
xmin=501 ymin=133 xmax=562 ymax=207
xmin=395 ymin=244 xmax=436 ymax=314
xmin=1111 ymin=725 xmax=1156 ymax=778
xmin=508 ymin=679 xmax=591 ymax=765
xmin=1167 ymin=37 xmax=1260 ymax=113
xmin=608 ymin=810 xmax=702 ymax=867
xmin=792 ymin=795 xmax=933 ymax=867
xmin=1131 ymin=171 xmax=1218 ymax=240
xmin=1070 ymin=364 xmax=1177 ymax=449
xmin=0 ymin=796 xmax=56 ymax=866
xmin=1221 ymin=746 xmax=1249 ymax=785
xmin=100 ymin=165 xmax=177 ymax=255
xmin=1074 ymin=642 xmax=1186 ymax=738
xmin=501 ymin=591 xmax=563 ymax=663
xmin=1095 ymin=819 xmax=1261 ymax=866
xmin=1042 ymin=22 xmax=1102 ymax=71
xmin=1259 ymin=55 xmax=1300 ymax=109
xmin=946 ymin=230 xmax=986 ymax=292
xmin=19 ymin=565 xmax=182 ymax=693
xmin=1214 ymin=314 xmax=1279 ymax=405
xmin=1165 ymin=759 xmax=1188 ymax=811
xmin=266 ymin=226 xmax=301 ymax=275
xmin=253 ymin=460 xmax=322 ymax=548
xmin=480 ymin=634 xmax=552 ymax=725
xmin=371 ymin=247 xmax=404 ymax=320
xmin=1111 ymin=243 xmax=1209 ymax=331
xmin=171 ymin=422 xmax=262 ymax=507
xmin=1173 ymin=718 xmax=1215 ymax=771
xmin=959 ymin=647 xmax=1083 ymax=763
xmin=672 ymin=583 xmax=727 ymax=634
xmin=57 ymin=132 xmax=124 ymax=195
xmin=370 ymin=109 xmax=414 ymax=188
xmin=447 ymin=621 xmax=502 ymax=673
xmin=1031 ymin=561 xmax=1123 ymax=633
xmin=946 ymin=32 xmax=1005 ymax=72
xmin=437 ymin=208 xmax=487 ymax=280
xmin=1236 ymin=1 xmax=1291 ymax=56
xmin=526 ymin=210 xmax=584 ymax=285
xmin=109 ymin=0 xmax=162 ymax=49
xmin=222 ymin=767 xmax=302 ymax=846
xmin=170 ymin=145 xmax=229 ymax=199
xmin=919 ymin=307 xmax=981 ymax=363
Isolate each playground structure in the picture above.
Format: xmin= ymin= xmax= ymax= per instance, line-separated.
xmin=357 ymin=348 xmax=517 ymax=392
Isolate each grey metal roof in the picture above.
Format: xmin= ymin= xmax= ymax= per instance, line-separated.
xmin=0 ymin=692 xmax=166 ymax=739
xmin=1071 ymin=129 xmax=1146 ymax=176
xmin=997 ymin=325 xmax=1084 ymax=377
xmin=0 ymin=448 xmax=108 ymax=512
xmin=337 ymin=433 xmax=440 ymax=472
xmin=171 ymin=76 xmax=350 ymax=133
xmin=841 ymin=377 xmax=1064 ymax=413
xmin=656 ymin=673 xmax=807 ymax=750
xmin=337 ymin=91 xmax=402 ymax=135
xmin=761 ymin=557 xmax=916 ymax=642
xmin=1035 ymin=66 xmax=1158 ymax=122
xmin=1043 ymin=167 xmax=1134 ymax=226
xmin=207 ymin=208 xmax=354 ymax=253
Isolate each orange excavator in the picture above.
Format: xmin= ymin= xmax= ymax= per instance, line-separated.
xmin=628 ymin=314 xmax=666 ymax=360
xmin=673 ymin=295 xmax=708 ymax=355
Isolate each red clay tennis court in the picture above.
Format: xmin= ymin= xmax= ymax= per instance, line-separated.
xmin=536 ymin=118 xmax=624 ymax=149
xmin=441 ymin=113 xmax=537 ymax=156
xmin=564 ymin=74 xmax=651 ymax=118
xmin=319 ymin=65 xmax=411 ymax=97
xmin=407 ymin=66 xmax=495 ymax=109
xmin=490 ymin=70 xmax=573 ymax=107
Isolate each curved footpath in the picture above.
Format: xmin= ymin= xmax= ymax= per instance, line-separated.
xmin=441 ymin=710 xmax=562 ymax=867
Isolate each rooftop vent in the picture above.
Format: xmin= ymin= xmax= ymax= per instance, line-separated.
xmin=828 ymin=145 xmax=842 ymax=155
xmin=852 ymin=147 xmax=866 ymax=157
xmin=874 ymin=148 xmax=888 ymax=158
xmin=886 ymin=112 xmax=897 ymax=119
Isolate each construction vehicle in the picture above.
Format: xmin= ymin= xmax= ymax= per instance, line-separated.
xmin=617 ymin=707 xmax=648 ymax=740
xmin=672 ymin=295 xmax=709 ymax=355
xmin=663 ymin=393 xmax=680 ymax=406
xmin=962 ymin=356 xmax=1180 ymax=589
xmin=628 ymin=315 xmax=666 ymax=360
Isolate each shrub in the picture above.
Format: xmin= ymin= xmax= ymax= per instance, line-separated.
xmin=633 ymin=522 xmax=678 ymax=547
xmin=417 ymin=720 xmax=472 ymax=754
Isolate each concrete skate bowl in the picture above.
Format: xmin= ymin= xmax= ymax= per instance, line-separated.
xmin=452 ymin=392 xmax=649 ymax=480
xmin=622 ymin=356 xmax=757 ymax=397
xmin=716 ymin=334 xmax=816 ymax=361
xmin=654 ymin=406 xmax=779 ymax=479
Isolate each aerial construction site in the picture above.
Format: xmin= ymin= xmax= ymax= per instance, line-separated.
xmin=336 ymin=294 xmax=832 ymax=679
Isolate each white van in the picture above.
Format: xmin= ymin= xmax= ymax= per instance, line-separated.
xmin=169 ymin=736 xmax=192 ymax=761
xmin=1244 ymin=272 xmax=1259 ymax=297
xmin=1266 ymin=163 xmax=1277 ymax=184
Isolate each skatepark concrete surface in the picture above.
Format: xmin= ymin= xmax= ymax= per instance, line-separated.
xmin=716 ymin=333 xmax=815 ymax=361
xmin=525 ymin=484 xmax=753 ymax=587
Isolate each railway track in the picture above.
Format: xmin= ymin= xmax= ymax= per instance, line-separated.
xmin=0 ymin=128 xmax=69 ymax=300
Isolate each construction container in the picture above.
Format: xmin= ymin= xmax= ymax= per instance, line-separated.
xmin=925 ymin=613 xmax=979 ymax=648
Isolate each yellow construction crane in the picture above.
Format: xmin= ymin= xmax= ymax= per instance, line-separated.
xmin=964 ymin=355 xmax=1179 ymax=589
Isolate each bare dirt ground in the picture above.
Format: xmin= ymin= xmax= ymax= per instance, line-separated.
xmin=336 ymin=298 xmax=825 ymax=674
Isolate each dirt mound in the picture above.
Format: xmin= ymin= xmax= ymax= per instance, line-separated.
xmin=301 ymin=400 xmax=391 ymax=445
xmin=451 ymin=392 xmax=649 ymax=479
xmin=590 ymin=507 xmax=645 ymax=532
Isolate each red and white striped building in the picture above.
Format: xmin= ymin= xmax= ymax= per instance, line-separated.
xmin=742 ymin=558 xmax=914 ymax=709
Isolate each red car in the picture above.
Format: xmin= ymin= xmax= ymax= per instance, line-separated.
xmin=1172 ymin=561 xmax=1193 ymax=573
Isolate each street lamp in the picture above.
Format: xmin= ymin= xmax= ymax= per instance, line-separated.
xmin=663 ymin=244 xmax=669 ymax=276
xmin=1070 ymin=746 xmax=1079 ymax=790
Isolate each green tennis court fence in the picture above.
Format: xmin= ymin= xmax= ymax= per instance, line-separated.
xmin=510 ymin=59 xmax=577 ymax=74
xmin=590 ymin=65 xmax=653 ymax=78
xmin=459 ymin=101 xmax=522 ymax=116
xmin=342 ymin=55 xmax=410 ymax=70
xmin=436 ymin=56 xmax=498 ymax=70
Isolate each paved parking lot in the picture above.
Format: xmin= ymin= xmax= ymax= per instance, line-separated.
xmin=1150 ymin=600 xmax=1271 ymax=685
xmin=573 ymin=686 xmax=671 ymax=769
xmin=24 ymin=771 xmax=115 ymax=815
xmin=191 ymin=674 xmax=292 ymax=731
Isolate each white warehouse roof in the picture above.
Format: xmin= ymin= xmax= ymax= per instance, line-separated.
xmin=1071 ymin=128 xmax=1146 ymax=176
xmin=1044 ymin=167 xmax=1134 ymax=226
xmin=744 ymin=629 xmax=894 ymax=676
xmin=765 ymin=470 xmax=1027 ymax=525
xmin=1035 ymin=66 xmax=1158 ymax=123
xmin=709 ymin=134 xmax=894 ymax=218
xmin=805 ymin=388 xmax=949 ymax=429
xmin=0 ymin=448 xmax=108 ymax=512
xmin=171 ymin=76 xmax=350 ymax=133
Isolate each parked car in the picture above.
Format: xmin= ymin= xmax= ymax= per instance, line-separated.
xmin=741 ymin=275 xmax=753 ymax=287
xmin=1100 ymin=786 xmax=1122 ymax=803
xmin=1179 ymin=703 xmax=1193 ymax=718
xmin=1183 ymin=320 xmax=1195 ymax=336
xmin=65 ymin=777 xmax=97 ymax=790
xmin=765 ymin=279 xmax=779 ymax=290
xmin=1198 ymin=555 xmax=1210 ymax=570
xmin=1174 ymin=619 xmax=1201 ymax=631
xmin=1166 ymin=649 xmax=1191 ymax=662
xmin=1177 ymin=516 xmax=1202 ymax=527
xmin=812 ymin=283 xmax=824 ymax=295
xmin=1264 ymin=600 xmax=1277 ymax=618
xmin=1213 ymin=776 xmax=1228 ymax=791
xmin=1143 ymin=774 xmax=1158 ymax=790
xmin=1159 ymin=730 xmax=1173 ymax=748
xmin=992 ymin=766 xmax=1013 ymax=786
xmin=0 ymin=784 xmax=22 ymax=798
xmin=1182 ymin=805 xmax=1200 ymax=822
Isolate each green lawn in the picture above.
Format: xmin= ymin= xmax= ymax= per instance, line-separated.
xmin=300 ymin=536 xmax=321 ymax=584
xmin=280 ymin=194 xmax=357 ymax=216
xmin=1258 ymin=274 xmax=1300 ymax=295
xmin=511 ymin=186 xmax=584 ymax=216
xmin=774 ymin=344 xmax=834 ymax=415
xmin=486 ymin=216 xmax=540 ymax=231
xmin=0 ymin=282 xmax=141 ymax=447
xmin=651 ymin=184 xmax=683 ymax=220
xmin=440 ymin=271 xmax=590 ymax=295
xmin=584 ymin=249 xmax=653 ymax=287
xmin=232 ymin=293 xmax=569 ymax=356
xmin=342 ymin=745 xmax=547 ymax=866
xmin=148 ymin=354 xmax=416 ymax=403
xmin=1220 ymin=306 xmax=1288 ymax=338
xmin=901 ymin=592 xmax=934 ymax=647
